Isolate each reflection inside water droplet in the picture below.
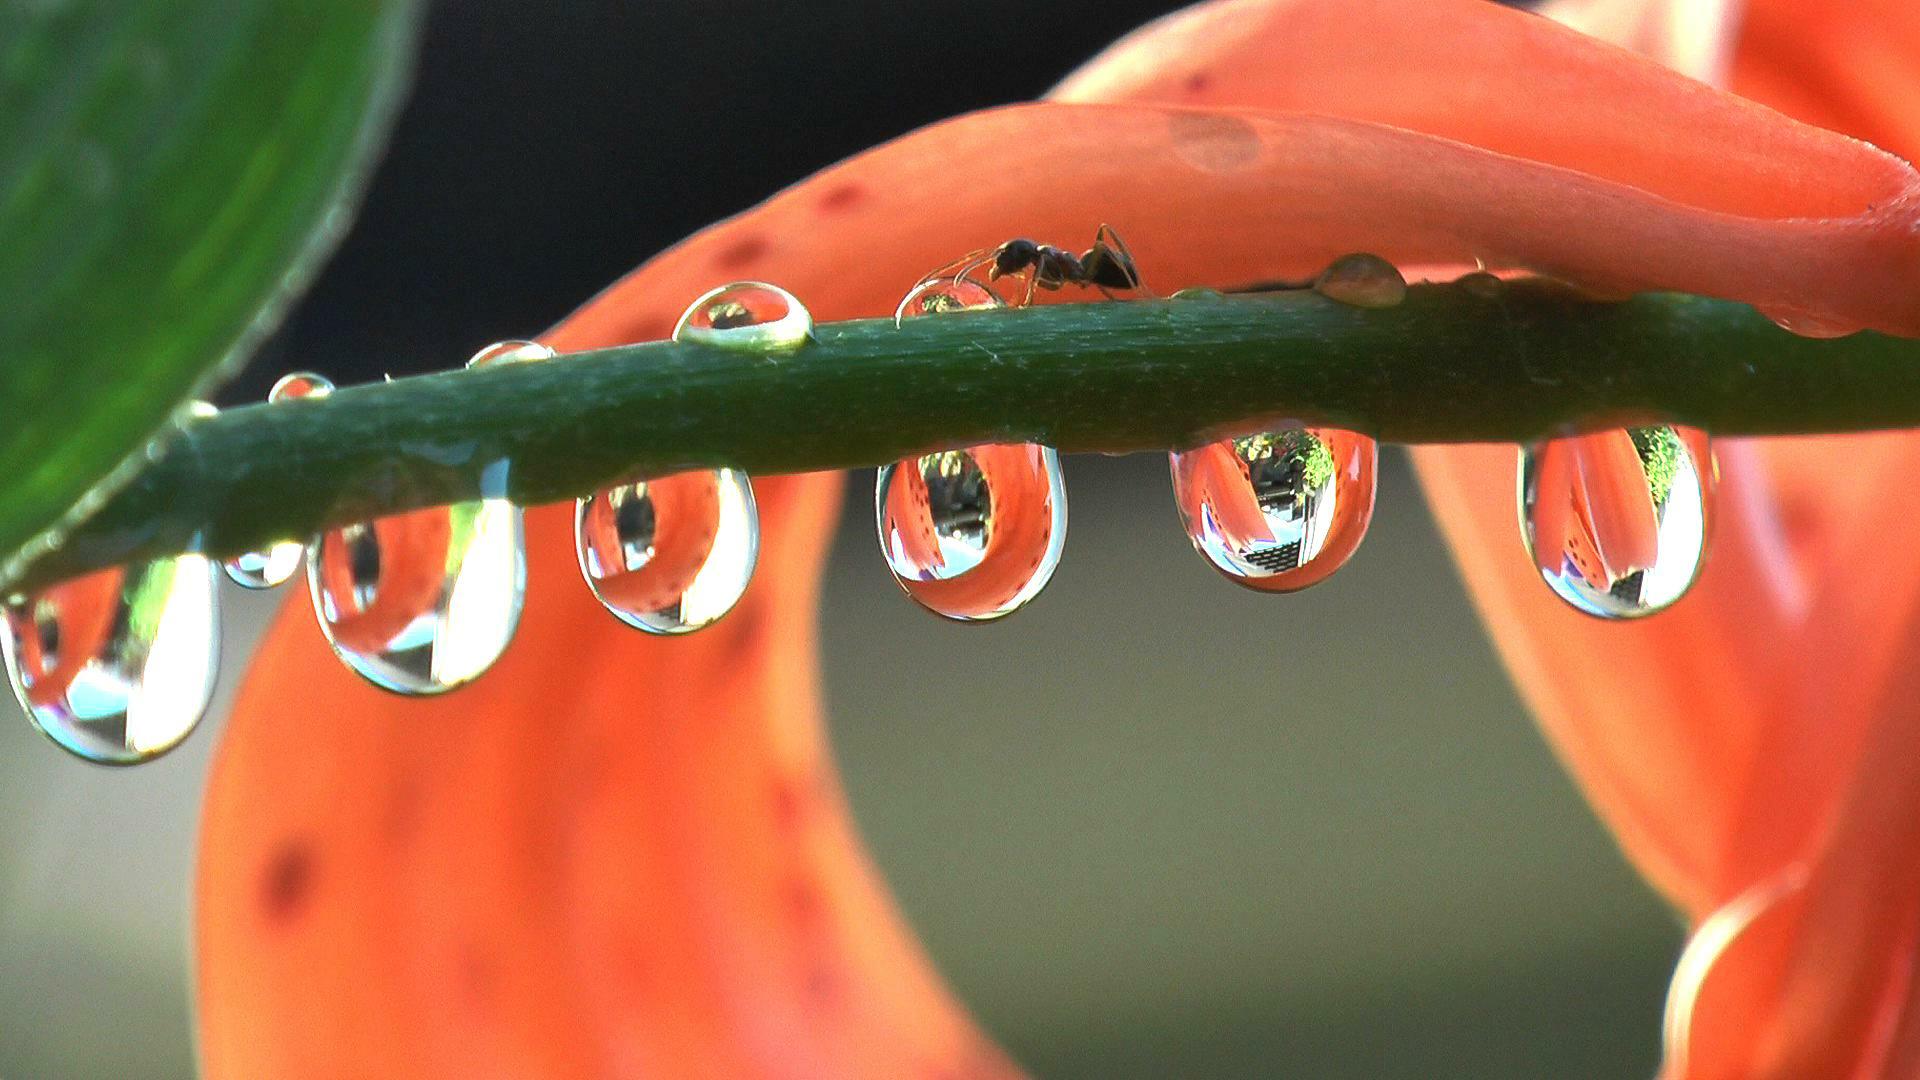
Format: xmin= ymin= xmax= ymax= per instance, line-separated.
xmin=673 ymin=282 xmax=812 ymax=352
xmin=224 ymin=372 xmax=335 ymax=590
xmin=575 ymin=469 xmax=759 ymax=634
xmin=1520 ymin=425 xmax=1714 ymax=618
xmin=1170 ymin=428 xmax=1377 ymax=592
xmin=875 ymin=445 xmax=1067 ymax=622
xmin=2 ymin=556 xmax=219 ymax=764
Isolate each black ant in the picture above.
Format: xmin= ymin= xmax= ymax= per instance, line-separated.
xmin=918 ymin=224 xmax=1147 ymax=307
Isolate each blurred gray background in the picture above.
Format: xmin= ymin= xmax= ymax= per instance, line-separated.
xmin=1 ymin=1 xmax=1683 ymax=1076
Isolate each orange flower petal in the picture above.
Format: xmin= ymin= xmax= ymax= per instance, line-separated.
xmin=200 ymin=0 xmax=1920 ymax=1074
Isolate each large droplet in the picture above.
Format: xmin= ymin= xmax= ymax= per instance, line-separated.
xmin=1520 ymin=425 xmax=1714 ymax=618
xmin=1313 ymin=253 xmax=1407 ymax=309
xmin=875 ymin=445 xmax=1067 ymax=622
xmin=672 ymin=282 xmax=812 ymax=352
xmin=223 ymin=372 xmax=335 ymax=590
xmin=2 ymin=556 xmax=219 ymax=764
xmin=1169 ymin=428 xmax=1377 ymax=592
xmin=1756 ymin=305 xmax=1860 ymax=340
xmin=575 ymin=469 xmax=759 ymax=634
xmin=305 ymin=342 xmax=540 ymax=694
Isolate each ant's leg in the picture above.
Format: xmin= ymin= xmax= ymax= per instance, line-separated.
xmin=897 ymin=248 xmax=1000 ymax=326
xmin=931 ymin=247 xmax=992 ymax=286
xmin=1095 ymin=224 xmax=1152 ymax=297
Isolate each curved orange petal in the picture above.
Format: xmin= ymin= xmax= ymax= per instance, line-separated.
xmin=199 ymin=0 xmax=1920 ymax=1075
xmin=1052 ymin=0 xmax=1920 ymax=913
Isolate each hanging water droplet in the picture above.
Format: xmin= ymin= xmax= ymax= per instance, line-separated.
xmin=305 ymin=342 xmax=538 ymax=694
xmin=881 ymin=277 xmax=1065 ymax=621
xmin=1520 ymin=425 xmax=1714 ymax=619
xmin=2 ymin=556 xmax=219 ymax=764
xmin=223 ymin=372 xmax=335 ymax=590
xmin=575 ymin=469 xmax=759 ymax=634
xmin=875 ymin=445 xmax=1067 ymax=622
xmin=672 ymin=282 xmax=813 ymax=352
xmin=307 ymin=499 xmax=526 ymax=695
xmin=1169 ymin=427 xmax=1377 ymax=592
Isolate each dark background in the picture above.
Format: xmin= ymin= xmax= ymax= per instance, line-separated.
xmin=227 ymin=0 xmax=1204 ymax=399
xmin=2 ymin=2 xmax=1684 ymax=1077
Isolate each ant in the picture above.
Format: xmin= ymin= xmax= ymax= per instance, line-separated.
xmin=918 ymin=224 xmax=1147 ymax=307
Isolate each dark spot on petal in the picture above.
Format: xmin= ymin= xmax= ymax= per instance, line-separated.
xmin=786 ymin=877 xmax=825 ymax=927
xmin=261 ymin=839 xmax=315 ymax=924
xmin=1184 ymin=71 xmax=1213 ymax=95
xmin=805 ymin=964 xmax=845 ymax=1009
xmin=385 ymin=775 xmax=424 ymax=844
xmin=714 ymin=599 xmax=769 ymax=657
xmin=715 ymin=234 xmax=769 ymax=271
xmin=771 ymin=775 xmax=806 ymax=831
xmin=818 ymin=182 xmax=867 ymax=213
xmin=457 ymin=942 xmax=497 ymax=1005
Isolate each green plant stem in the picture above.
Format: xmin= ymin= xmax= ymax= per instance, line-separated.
xmin=14 ymin=280 xmax=1920 ymax=593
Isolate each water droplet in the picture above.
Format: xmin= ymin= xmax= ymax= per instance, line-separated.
xmin=673 ymin=282 xmax=812 ymax=352
xmin=1169 ymin=428 xmax=1377 ymax=592
xmin=2 ymin=556 xmax=219 ymax=764
xmin=306 ymin=501 xmax=526 ymax=695
xmin=575 ymin=469 xmax=759 ymax=634
xmin=1520 ymin=426 xmax=1714 ymax=618
xmin=304 ymin=343 xmax=537 ymax=694
xmin=1757 ymin=306 xmax=1859 ymax=339
xmin=894 ymin=276 xmax=1003 ymax=325
xmin=1454 ymin=270 xmax=1505 ymax=299
xmin=467 ymin=339 xmax=557 ymax=366
xmin=1170 ymin=286 xmax=1226 ymax=302
xmin=223 ymin=372 xmax=334 ymax=590
xmin=1314 ymin=253 xmax=1406 ymax=309
xmin=876 ymin=445 xmax=1067 ymax=622
xmin=882 ymin=278 xmax=1066 ymax=621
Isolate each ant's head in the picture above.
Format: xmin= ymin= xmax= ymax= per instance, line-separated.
xmin=989 ymin=238 xmax=1039 ymax=279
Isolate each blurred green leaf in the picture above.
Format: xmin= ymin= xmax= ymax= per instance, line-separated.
xmin=0 ymin=0 xmax=420 ymax=586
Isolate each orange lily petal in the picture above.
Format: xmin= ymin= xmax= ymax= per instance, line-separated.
xmin=198 ymin=0 xmax=1920 ymax=1075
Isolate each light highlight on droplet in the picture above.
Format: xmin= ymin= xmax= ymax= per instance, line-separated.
xmin=2 ymin=556 xmax=219 ymax=764
xmin=672 ymin=282 xmax=812 ymax=352
xmin=875 ymin=445 xmax=1067 ymax=622
xmin=575 ymin=469 xmax=759 ymax=634
xmin=1170 ymin=428 xmax=1377 ymax=592
xmin=1520 ymin=425 xmax=1715 ymax=619
xmin=223 ymin=371 xmax=335 ymax=590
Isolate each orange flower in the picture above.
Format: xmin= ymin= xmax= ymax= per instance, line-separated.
xmin=1421 ymin=1 xmax=1920 ymax=1077
xmin=197 ymin=1 xmax=1920 ymax=1075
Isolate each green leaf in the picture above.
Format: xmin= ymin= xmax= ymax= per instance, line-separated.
xmin=0 ymin=0 xmax=421 ymax=586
